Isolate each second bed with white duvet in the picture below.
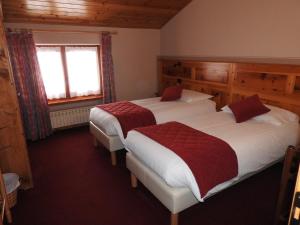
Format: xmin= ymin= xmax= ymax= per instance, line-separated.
xmin=125 ymin=106 xmax=300 ymax=201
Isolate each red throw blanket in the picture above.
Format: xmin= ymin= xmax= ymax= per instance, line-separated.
xmin=135 ymin=122 xmax=238 ymax=197
xmin=97 ymin=101 xmax=156 ymax=138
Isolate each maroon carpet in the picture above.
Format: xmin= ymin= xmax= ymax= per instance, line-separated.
xmin=11 ymin=126 xmax=281 ymax=225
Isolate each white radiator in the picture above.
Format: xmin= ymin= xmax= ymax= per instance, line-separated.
xmin=50 ymin=106 xmax=93 ymax=129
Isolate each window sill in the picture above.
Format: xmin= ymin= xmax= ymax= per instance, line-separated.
xmin=48 ymin=95 xmax=103 ymax=106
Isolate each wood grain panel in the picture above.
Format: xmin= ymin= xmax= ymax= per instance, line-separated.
xmin=159 ymin=59 xmax=231 ymax=109
xmin=158 ymin=57 xmax=300 ymax=117
xmin=162 ymin=62 xmax=193 ymax=79
xmin=234 ymin=63 xmax=300 ymax=74
xmin=195 ymin=63 xmax=230 ymax=83
xmin=295 ymin=76 xmax=300 ymax=92
xmin=1 ymin=0 xmax=192 ymax=28
xmin=231 ymin=63 xmax=300 ymax=118
xmin=234 ymin=72 xmax=287 ymax=94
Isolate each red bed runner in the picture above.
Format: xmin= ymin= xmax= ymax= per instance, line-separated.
xmin=97 ymin=101 xmax=156 ymax=138
xmin=135 ymin=121 xmax=238 ymax=197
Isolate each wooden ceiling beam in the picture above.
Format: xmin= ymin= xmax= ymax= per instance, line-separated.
xmin=3 ymin=6 xmax=176 ymax=17
xmin=4 ymin=11 xmax=168 ymax=28
xmin=4 ymin=16 xmax=164 ymax=29
xmin=3 ymin=6 xmax=174 ymax=21
xmin=4 ymin=10 xmax=171 ymax=23
xmin=5 ymin=9 xmax=174 ymax=21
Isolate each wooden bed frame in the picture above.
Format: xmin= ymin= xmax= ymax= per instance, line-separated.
xmin=125 ymin=57 xmax=300 ymax=225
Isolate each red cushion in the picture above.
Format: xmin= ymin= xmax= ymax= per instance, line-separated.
xmin=229 ymin=95 xmax=270 ymax=123
xmin=160 ymin=86 xmax=183 ymax=101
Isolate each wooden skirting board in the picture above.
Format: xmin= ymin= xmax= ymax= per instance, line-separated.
xmin=158 ymin=57 xmax=300 ymax=117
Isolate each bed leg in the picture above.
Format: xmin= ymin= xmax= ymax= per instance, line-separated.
xmin=130 ymin=173 xmax=138 ymax=188
xmin=170 ymin=213 xmax=178 ymax=225
xmin=111 ymin=152 xmax=117 ymax=166
xmin=93 ymin=137 xmax=98 ymax=147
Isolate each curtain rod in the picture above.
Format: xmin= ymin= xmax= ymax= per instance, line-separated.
xmin=8 ymin=28 xmax=118 ymax=35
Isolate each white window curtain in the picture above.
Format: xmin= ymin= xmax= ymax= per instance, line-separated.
xmin=36 ymin=47 xmax=66 ymax=99
xmin=65 ymin=46 xmax=101 ymax=97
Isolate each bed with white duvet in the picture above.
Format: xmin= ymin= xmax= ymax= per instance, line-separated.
xmin=125 ymin=105 xmax=300 ymax=201
xmin=90 ymin=90 xmax=216 ymax=144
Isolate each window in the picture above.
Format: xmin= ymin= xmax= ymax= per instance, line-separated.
xmin=36 ymin=45 xmax=101 ymax=103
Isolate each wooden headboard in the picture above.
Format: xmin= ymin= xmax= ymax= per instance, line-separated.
xmin=158 ymin=58 xmax=300 ymax=117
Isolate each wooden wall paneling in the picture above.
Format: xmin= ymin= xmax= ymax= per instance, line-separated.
xmin=0 ymin=1 xmax=33 ymax=189
xmin=234 ymin=64 xmax=290 ymax=95
xmin=227 ymin=63 xmax=235 ymax=104
xmin=234 ymin=72 xmax=287 ymax=94
xmin=294 ymin=76 xmax=300 ymax=93
xmin=162 ymin=60 xmax=193 ymax=79
xmin=232 ymin=63 xmax=300 ymax=74
xmin=158 ymin=58 xmax=300 ymax=117
xmin=194 ymin=62 xmax=229 ymax=83
xmin=176 ymin=62 xmax=193 ymax=79
xmin=231 ymin=63 xmax=300 ymax=118
xmin=232 ymin=63 xmax=297 ymax=95
xmin=286 ymin=75 xmax=296 ymax=94
xmin=191 ymin=67 xmax=196 ymax=80
xmin=232 ymin=87 xmax=300 ymax=106
xmin=232 ymin=91 xmax=300 ymax=121
xmin=159 ymin=59 xmax=231 ymax=109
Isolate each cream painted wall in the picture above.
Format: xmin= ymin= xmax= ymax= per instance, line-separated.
xmin=161 ymin=0 xmax=300 ymax=59
xmin=6 ymin=23 xmax=160 ymax=102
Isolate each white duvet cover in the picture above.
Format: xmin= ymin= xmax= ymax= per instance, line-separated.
xmin=89 ymin=98 xmax=216 ymax=143
xmin=125 ymin=111 xmax=300 ymax=201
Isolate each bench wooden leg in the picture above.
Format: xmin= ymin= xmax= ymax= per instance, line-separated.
xmin=93 ymin=137 xmax=98 ymax=147
xmin=131 ymin=173 xmax=138 ymax=188
xmin=111 ymin=152 xmax=117 ymax=166
xmin=170 ymin=213 xmax=178 ymax=225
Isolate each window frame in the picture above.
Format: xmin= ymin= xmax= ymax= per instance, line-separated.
xmin=36 ymin=44 xmax=103 ymax=105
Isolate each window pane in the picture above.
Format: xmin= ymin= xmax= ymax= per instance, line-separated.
xmin=36 ymin=47 xmax=66 ymax=99
xmin=65 ymin=47 xmax=101 ymax=97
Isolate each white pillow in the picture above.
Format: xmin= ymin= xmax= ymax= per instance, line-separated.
xmin=180 ymin=89 xmax=213 ymax=103
xmin=264 ymin=105 xmax=299 ymax=123
xmin=221 ymin=104 xmax=299 ymax=126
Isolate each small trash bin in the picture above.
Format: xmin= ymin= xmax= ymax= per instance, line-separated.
xmin=3 ymin=173 xmax=20 ymax=208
